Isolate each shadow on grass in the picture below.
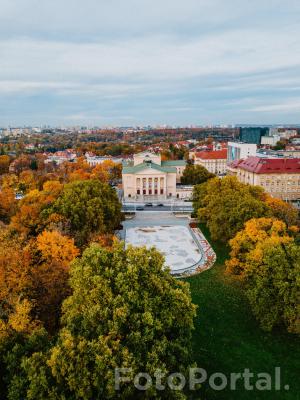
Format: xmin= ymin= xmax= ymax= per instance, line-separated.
xmin=185 ymin=224 xmax=300 ymax=400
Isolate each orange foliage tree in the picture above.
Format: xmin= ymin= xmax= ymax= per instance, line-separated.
xmin=10 ymin=180 xmax=63 ymax=237
xmin=0 ymin=155 xmax=10 ymax=174
xmin=0 ymin=228 xmax=79 ymax=335
xmin=0 ymin=188 xmax=17 ymax=223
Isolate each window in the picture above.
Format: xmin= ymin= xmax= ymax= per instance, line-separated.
xmin=160 ymin=189 xmax=164 ymax=194
xmin=137 ymin=189 xmax=140 ymax=195
xmin=143 ymin=189 xmax=146 ymax=195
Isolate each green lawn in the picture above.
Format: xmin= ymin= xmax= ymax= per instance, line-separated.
xmin=186 ymin=224 xmax=300 ymax=400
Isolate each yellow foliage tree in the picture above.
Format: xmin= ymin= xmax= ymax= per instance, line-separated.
xmin=36 ymin=230 xmax=79 ymax=269
xmin=226 ymin=218 xmax=299 ymax=333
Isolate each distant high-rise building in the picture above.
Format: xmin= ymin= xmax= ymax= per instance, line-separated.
xmin=239 ymin=127 xmax=269 ymax=144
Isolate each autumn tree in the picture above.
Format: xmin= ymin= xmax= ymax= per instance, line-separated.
xmin=0 ymin=188 xmax=17 ymax=224
xmin=10 ymin=180 xmax=63 ymax=237
xmin=17 ymin=170 xmax=37 ymax=193
xmin=226 ymin=218 xmax=300 ymax=333
xmin=13 ymin=243 xmax=196 ymax=399
xmin=0 ymin=173 xmax=18 ymax=190
xmin=194 ymin=176 xmax=271 ymax=242
xmin=51 ymin=179 xmax=122 ymax=247
xmin=0 ymin=228 xmax=78 ymax=335
xmin=90 ymin=160 xmax=121 ymax=184
xmin=9 ymin=155 xmax=32 ymax=174
xmin=0 ymin=155 xmax=10 ymax=174
xmin=265 ymin=196 xmax=299 ymax=227
xmin=31 ymin=230 xmax=79 ymax=331
xmin=181 ymin=164 xmax=215 ymax=185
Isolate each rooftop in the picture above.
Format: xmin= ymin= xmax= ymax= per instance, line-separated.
xmin=194 ymin=149 xmax=228 ymax=160
xmin=236 ymin=156 xmax=300 ymax=174
xmin=122 ymin=161 xmax=177 ymax=174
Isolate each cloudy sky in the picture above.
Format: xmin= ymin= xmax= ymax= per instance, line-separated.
xmin=1 ymin=0 xmax=300 ymax=126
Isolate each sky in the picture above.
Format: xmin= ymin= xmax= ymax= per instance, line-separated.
xmin=0 ymin=0 xmax=300 ymax=127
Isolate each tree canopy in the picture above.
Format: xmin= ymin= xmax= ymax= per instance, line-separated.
xmin=51 ymin=179 xmax=122 ymax=247
xmin=193 ymin=176 xmax=270 ymax=242
xmin=181 ymin=164 xmax=215 ymax=185
xmin=226 ymin=218 xmax=300 ymax=333
xmin=1 ymin=243 xmax=197 ymax=399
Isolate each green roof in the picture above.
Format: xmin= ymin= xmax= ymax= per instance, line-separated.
xmin=122 ymin=162 xmax=177 ymax=174
xmin=161 ymin=160 xmax=186 ymax=166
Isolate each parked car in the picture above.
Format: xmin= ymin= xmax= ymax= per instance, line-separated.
xmin=157 ymin=203 xmax=164 ymax=207
xmin=145 ymin=203 xmax=153 ymax=207
xmin=136 ymin=206 xmax=144 ymax=211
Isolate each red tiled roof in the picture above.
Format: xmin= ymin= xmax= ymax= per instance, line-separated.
xmin=195 ymin=149 xmax=228 ymax=160
xmin=228 ymin=159 xmax=244 ymax=169
xmin=237 ymin=156 xmax=300 ymax=174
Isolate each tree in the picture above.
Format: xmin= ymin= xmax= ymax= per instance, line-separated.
xmin=10 ymin=181 xmax=63 ymax=238
xmin=0 ymin=326 xmax=49 ymax=400
xmin=18 ymin=243 xmax=197 ymax=399
xmin=0 ymin=155 xmax=10 ymax=174
xmin=192 ymin=181 xmax=209 ymax=217
xmin=226 ymin=218 xmax=300 ymax=333
xmin=265 ymin=196 xmax=299 ymax=227
xmin=0 ymin=188 xmax=17 ymax=224
xmin=181 ymin=164 xmax=215 ymax=185
xmin=36 ymin=230 xmax=79 ymax=269
xmin=0 ymin=228 xmax=78 ymax=334
xmin=194 ymin=176 xmax=271 ymax=242
xmin=32 ymin=230 xmax=79 ymax=331
xmin=51 ymin=180 xmax=122 ymax=247
xmin=17 ymin=170 xmax=37 ymax=193
xmin=90 ymin=160 xmax=122 ymax=184
xmin=0 ymin=173 xmax=18 ymax=190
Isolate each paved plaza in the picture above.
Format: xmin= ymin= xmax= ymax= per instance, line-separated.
xmin=125 ymin=225 xmax=202 ymax=273
xmin=123 ymin=211 xmax=207 ymax=275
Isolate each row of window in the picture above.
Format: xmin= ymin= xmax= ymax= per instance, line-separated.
xmin=137 ymin=189 xmax=164 ymax=195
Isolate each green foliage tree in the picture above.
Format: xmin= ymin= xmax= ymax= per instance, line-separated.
xmin=226 ymin=218 xmax=300 ymax=333
xmin=5 ymin=243 xmax=196 ymax=399
xmin=0 ymin=328 xmax=50 ymax=400
xmin=181 ymin=164 xmax=215 ymax=185
xmin=51 ymin=179 xmax=122 ymax=247
xmin=193 ymin=176 xmax=271 ymax=242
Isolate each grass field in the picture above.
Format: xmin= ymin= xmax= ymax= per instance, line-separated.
xmin=186 ymin=224 xmax=300 ymax=400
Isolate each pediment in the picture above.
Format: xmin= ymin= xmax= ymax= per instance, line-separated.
xmin=135 ymin=168 xmax=166 ymax=175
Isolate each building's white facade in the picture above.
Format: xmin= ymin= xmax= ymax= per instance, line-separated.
xmin=227 ymin=142 xmax=257 ymax=163
xmin=85 ymin=154 xmax=123 ymax=166
xmin=269 ymin=128 xmax=298 ymax=139
xmin=122 ymin=152 xmax=189 ymax=200
xmin=260 ymin=135 xmax=281 ymax=146
xmin=192 ymin=149 xmax=227 ymax=175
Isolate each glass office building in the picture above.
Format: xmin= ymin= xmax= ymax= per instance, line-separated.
xmin=239 ymin=127 xmax=269 ymax=144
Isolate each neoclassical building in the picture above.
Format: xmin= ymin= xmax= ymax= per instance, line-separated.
xmin=122 ymin=152 xmax=188 ymax=200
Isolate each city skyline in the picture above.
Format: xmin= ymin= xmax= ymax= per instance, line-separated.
xmin=1 ymin=0 xmax=300 ymax=126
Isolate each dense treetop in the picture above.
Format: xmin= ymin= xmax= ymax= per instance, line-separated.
xmin=1 ymin=244 xmax=196 ymax=399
